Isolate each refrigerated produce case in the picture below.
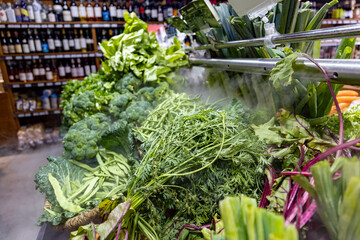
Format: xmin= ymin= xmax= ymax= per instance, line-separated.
xmin=31 ymin=0 xmax=360 ymax=239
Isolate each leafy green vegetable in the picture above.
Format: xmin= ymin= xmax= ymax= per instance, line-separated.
xmin=293 ymin=157 xmax=360 ymax=240
xmin=122 ymin=98 xmax=268 ymax=239
xmin=100 ymin=12 xmax=188 ymax=84
xmin=35 ymin=150 xmax=131 ymax=226
xmin=219 ymin=195 xmax=298 ymax=240
xmin=62 ymin=113 xmax=110 ymax=161
xmin=100 ymin=119 xmax=134 ymax=157
xmin=70 ymin=201 xmax=132 ymax=240
xmin=48 ymin=173 xmax=84 ymax=213
xmin=35 ymin=156 xmax=86 ymax=225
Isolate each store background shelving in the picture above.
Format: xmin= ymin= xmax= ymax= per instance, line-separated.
xmin=1 ymin=0 xmax=359 ymax=147
xmin=0 ymin=0 xmax=184 ymax=147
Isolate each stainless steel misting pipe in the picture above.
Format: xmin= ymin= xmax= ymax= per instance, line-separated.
xmin=189 ymin=58 xmax=360 ymax=85
xmin=192 ymin=24 xmax=360 ymax=51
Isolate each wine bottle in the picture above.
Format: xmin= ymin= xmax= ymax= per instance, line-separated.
xmin=40 ymin=31 xmax=49 ymax=53
xmin=68 ymin=30 xmax=75 ymax=51
xmin=14 ymin=31 xmax=23 ymax=54
xmin=14 ymin=0 xmax=22 ymax=22
xmin=74 ymin=29 xmax=81 ymax=50
xmin=62 ymin=29 xmax=70 ymax=51
xmin=27 ymin=29 xmax=35 ymax=53
xmin=71 ymin=59 xmax=78 ymax=77
xmin=134 ymin=1 xmax=140 ymax=16
xmin=102 ymin=0 xmax=110 ymax=21
xmin=58 ymin=60 xmax=66 ymax=78
xmin=19 ymin=64 xmax=26 ymax=82
xmin=53 ymin=0 xmax=63 ymax=21
xmin=79 ymin=0 xmax=87 ymax=22
xmin=157 ymin=5 xmax=163 ymax=21
xmin=20 ymin=0 xmax=30 ymax=22
xmin=47 ymin=5 xmax=57 ymax=22
xmin=109 ymin=0 xmax=117 ymax=21
xmin=145 ymin=0 xmax=151 ymax=21
xmin=32 ymin=0 xmax=42 ymax=22
xmin=0 ymin=4 xmax=9 ymax=23
xmin=25 ymin=61 xmax=34 ymax=81
xmin=140 ymin=1 xmax=145 ymax=20
xmin=79 ymin=29 xmax=86 ymax=52
xmin=6 ymin=3 xmax=16 ymax=23
xmin=70 ymin=0 xmax=79 ymax=21
xmin=166 ymin=0 xmax=173 ymax=18
xmin=151 ymin=1 xmax=157 ymax=21
xmin=54 ymin=30 xmax=62 ymax=52
xmin=85 ymin=30 xmax=93 ymax=51
xmin=8 ymin=61 xmax=15 ymax=82
xmin=37 ymin=60 xmax=44 ymax=79
xmin=65 ymin=60 xmax=71 ymax=78
xmin=86 ymin=0 xmax=94 ymax=21
xmin=26 ymin=0 xmax=35 ymax=22
xmin=63 ymin=0 xmax=72 ymax=21
xmin=47 ymin=29 xmax=55 ymax=52
xmin=1 ymin=31 xmax=8 ymax=54
xmin=128 ymin=1 xmax=133 ymax=13
xmin=121 ymin=0 xmax=127 ymax=19
xmin=84 ymin=58 xmax=91 ymax=76
xmin=77 ymin=58 xmax=84 ymax=77
xmin=94 ymin=0 xmax=102 ymax=21
xmin=34 ymin=29 xmax=42 ymax=52
xmin=91 ymin=58 xmax=97 ymax=72
xmin=52 ymin=60 xmax=59 ymax=81
xmin=116 ymin=0 xmax=123 ymax=21
xmin=21 ymin=31 xmax=30 ymax=53
xmin=7 ymin=31 xmax=15 ymax=54
xmin=32 ymin=59 xmax=39 ymax=80
xmin=45 ymin=60 xmax=53 ymax=80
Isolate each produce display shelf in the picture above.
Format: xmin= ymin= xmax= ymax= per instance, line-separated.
xmin=14 ymin=108 xmax=63 ymax=118
xmin=191 ymin=24 xmax=360 ymax=51
xmin=189 ymin=58 xmax=360 ymax=86
xmin=321 ymin=39 xmax=360 ymax=47
xmin=0 ymin=21 xmax=165 ymax=29
xmin=1 ymin=51 xmax=98 ymax=57
xmin=6 ymin=78 xmax=82 ymax=88
xmin=322 ymin=19 xmax=360 ymax=25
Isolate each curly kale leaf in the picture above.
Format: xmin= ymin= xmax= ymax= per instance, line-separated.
xmin=63 ymin=113 xmax=111 ymax=161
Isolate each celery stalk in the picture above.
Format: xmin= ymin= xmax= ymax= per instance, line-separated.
xmin=278 ymin=0 xmax=291 ymax=34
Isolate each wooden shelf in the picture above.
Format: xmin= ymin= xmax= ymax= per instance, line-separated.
xmin=15 ymin=108 xmax=63 ymax=118
xmin=6 ymin=78 xmax=83 ymax=88
xmin=1 ymin=51 xmax=98 ymax=57
xmin=0 ymin=21 xmax=165 ymax=28
xmin=322 ymin=19 xmax=360 ymax=26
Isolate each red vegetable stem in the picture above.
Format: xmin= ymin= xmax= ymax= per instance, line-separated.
xmin=300 ymin=53 xmax=344 ymax=158
xmin=280 ymin=171 xmax=312 ymax=177
xmin=303 ymin=138 xmax=360 ymax=172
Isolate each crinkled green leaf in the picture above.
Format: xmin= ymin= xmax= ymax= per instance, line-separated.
xmin=270 ymin=53 xmax=300 ymax=88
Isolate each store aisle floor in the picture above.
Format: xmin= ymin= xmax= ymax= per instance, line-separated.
xmin=0 ymin=144 xmax=63 ymax=240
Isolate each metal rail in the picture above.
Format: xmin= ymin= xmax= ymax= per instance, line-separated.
xmin=193 ymin=24 xmax=360 ymax=51
xmin=189 ymin=57 xmax=360 ymax=85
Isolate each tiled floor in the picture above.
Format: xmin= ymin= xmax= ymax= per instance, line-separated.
xmin=0 ymin=144 xmax=63 ymax=240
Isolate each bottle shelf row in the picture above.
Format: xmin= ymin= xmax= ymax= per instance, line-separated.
xmin=15 ymin=108 xmax=63 ymax=118
xmin=1 ymin=51 xmax=103 ymax=59
xmin=0 ymin=21 xmax=165 ymax=29
xmin=6 ymin=78 xmax=81 ymax=88
xmin=322 ymin=19 xmax=360 ymax=25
